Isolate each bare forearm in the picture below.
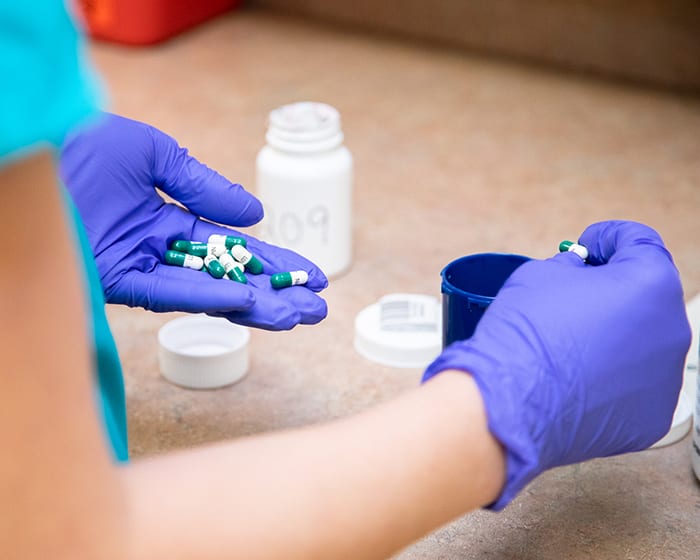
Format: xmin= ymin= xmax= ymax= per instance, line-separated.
xmin=0 ymin=155 xmax=504 ymax=559
xmin=126 ymin=371 xmax=504 ymax=560
xmin=0 ymin=152 xmax=124 ymax=559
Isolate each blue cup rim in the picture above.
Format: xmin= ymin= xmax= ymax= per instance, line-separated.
xmin=441 ymin=252 xmax=531 ymax=306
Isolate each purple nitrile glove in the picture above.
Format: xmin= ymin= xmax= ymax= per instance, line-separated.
xmin=60 ymin=113 xmax=328 ymax=330
xmin=423 ymin=221 xmax=691 ymax=510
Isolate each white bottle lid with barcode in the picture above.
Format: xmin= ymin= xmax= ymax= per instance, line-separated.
xmin=354 ymin=293 xmax=442 ymax=368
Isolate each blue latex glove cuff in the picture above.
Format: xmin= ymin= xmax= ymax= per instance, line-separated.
xmin=424 ymin=344 xmax=549 ymax=510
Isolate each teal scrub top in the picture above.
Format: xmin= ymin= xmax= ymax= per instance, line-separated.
xmin=1 ymin=0 xmax=129 ymax=461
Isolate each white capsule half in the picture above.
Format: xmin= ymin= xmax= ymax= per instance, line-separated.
xmin=183 ymin=254 xmax=204 ymax=270
xmin=289 ymin=270 xmax=309 ymax=285
xmin=567 ymin=243 xmax=589 ymax=260
xmin=230 ymin=244 xmax=252 ymax=265
xmin=219 ymin=252 xmax=244 ymax=274
xmin=207 ymin=243 xmax=227 ymax=258
xmin=208 ymin=234 xmax=227 ymax=245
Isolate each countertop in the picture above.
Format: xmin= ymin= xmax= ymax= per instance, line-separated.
xmin=93 ymin=8 xmax=700 ymax=559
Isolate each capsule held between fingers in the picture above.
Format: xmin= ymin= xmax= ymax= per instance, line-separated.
xmin=559 ymin=240 xmax=589 ymax=261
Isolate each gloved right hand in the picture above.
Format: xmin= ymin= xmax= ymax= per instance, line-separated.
xmin=423 ymin=221 xmax=691 ymax=510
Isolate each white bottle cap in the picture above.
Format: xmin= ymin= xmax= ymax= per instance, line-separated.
xmin=266 ymin=101 xmax=344 ymax=153
xmin=354 ymin=294 xmax=442 ymax=368
xmin=158 ymin=316 xmax=250 ymax=389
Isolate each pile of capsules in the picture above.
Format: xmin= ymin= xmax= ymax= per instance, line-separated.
xmin=164 ymin=234 xmax=309 ymax=290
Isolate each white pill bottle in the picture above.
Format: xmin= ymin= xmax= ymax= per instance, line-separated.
xmin=256 ymin=102 xmax=353 ymax=279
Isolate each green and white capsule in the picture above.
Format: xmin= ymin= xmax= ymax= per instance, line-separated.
xmin=559 ymin=240 xmax=589 ymax=261
xmin=185 ymin=242 xmax=209 ymax=257
xmin=164 ymin=250 xmax=204 ymax=270
xmin=170 ymin=240 xmax=209 ymax=257
xmin=170 ymin=239 xmax=191 ymax=252
xmin=230 ymin=244 xmax=263 ymax=274
xmin=206 ymin=243 xmax=228 ymax=258
xmin=203 ymin=255 xmax=226 ymax=279
xmin=218 ymin=253 xmax=248 ymax=284
xmin=208 ymin=234 xmax=247 ymax=249
xmin=270 ymin=270 xmax=309 ymax=290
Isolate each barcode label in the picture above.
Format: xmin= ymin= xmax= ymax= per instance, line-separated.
xmin=379 ymin=294 xmax=439 ymax=332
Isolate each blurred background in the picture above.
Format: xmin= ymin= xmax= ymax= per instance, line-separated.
xmin=78 ymin=0 xmax=700 ymax=90
xmin=77 ymin=2 xmax=700 ymax=558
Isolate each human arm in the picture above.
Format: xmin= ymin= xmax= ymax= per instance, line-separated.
xmin=1 ymin=2 xmax=127 ymax=555
xmin=59 ymin=114 xmax=328 ymax=330
xmin=5 ymin=215 xmax=689 ymax=560
xmin=0 ymin=152 xmax=125 ymax=559
xmin=4 ymin=1 xmax=497 ymax=557
xmin=1 ymin=164 xmax=501 ymax=559
xmin=3 ymin=158 xmax=502 ymax=560
xmin=124 ymin=371 xmax=503 ymax=560
xmin=1 ymin=172 xmax=502 ymax=559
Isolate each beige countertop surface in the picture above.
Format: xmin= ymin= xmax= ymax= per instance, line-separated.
xmin=93 ymin=8 xmax=700 ymax=559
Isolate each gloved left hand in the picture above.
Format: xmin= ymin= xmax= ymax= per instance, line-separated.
xmin=60 ymin=113 xmax=327 ymax=330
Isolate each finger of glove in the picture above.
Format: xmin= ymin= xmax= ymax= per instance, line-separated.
xmin=496 ymin=252 xmax=586 ymax=298
xmin=149 ymin=126 xmax=263 ymax=227
xmin=578 ymin=220 xmax=673 ymax=268
xmin=218 ymin=290 xmax=323 ymax=331
xmin=191 ymin=220 xmax=329 ymax=291
xmin=540 ymin=250 xmax=590 ymax=272
xmin=213 ymin=290 xmax=303 ymax=331
xmin=118 ymin=266 xmax=256 ymax=314
xmin=245 ymin=274 xmax=328 ymax=325
xmin=151 ymin=264 xmax=326 ymax=328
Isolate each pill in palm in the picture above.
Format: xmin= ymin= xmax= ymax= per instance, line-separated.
xmin=164 ymin=250 xmax=204 ymax=270
xmin=230 ymin=244 xmax=264 ymax=274
xmin=270 ymin=270 xmax=309 ymax=289
xmin=208 ymin=234 xmax=247 ymax=249
xmin=219 ymin=252 xmax=248 ymax=284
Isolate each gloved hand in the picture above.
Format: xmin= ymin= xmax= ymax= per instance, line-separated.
xmin=60 ymin=113 xmax=327 ymax=330
xmin=423 ymin=221 xmax=690 ymax=509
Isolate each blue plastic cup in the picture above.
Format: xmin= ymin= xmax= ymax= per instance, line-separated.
xmin=441 ymin=253 xmax=531 ymax=347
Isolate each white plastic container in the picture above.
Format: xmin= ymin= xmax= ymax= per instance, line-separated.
xmin=684 ymin=294 xmax=700 ymax=481
xmin=256 ymin=102 xmax=353 ymax=278
xmin=693 ymin=367 xmax=700 ymax=481
xmin=158 ymin=316 xmax=250 ymax=390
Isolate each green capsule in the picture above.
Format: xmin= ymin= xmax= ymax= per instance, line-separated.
xmin=164 ymin=250 xmax=204 ymax=270
xmin=203 ymin=255 xmax=226 ymax=279
xmin=228 ymin=265 xmax=247 ymax=284
xmin=219 ymin=253 xmax=248 ymax=284
xmin=208 ymin=234 xmax=247 ymax=249
xmin=230 ymin=244 xmax=263 ymax=275
xmin=270 ymin=270 xmax=309 ymax=290
xmin=170 ymin=240 xmax=209 ymax=257
xmin=185 ymin=242 xmax=209 ymax=257
xmin=559 ymin=240 xmax=573 ymax=253
xmin=226 ymin=237 xmax=247 ymax=249
xmin=170 ymin=239 xmax=191 ymax=252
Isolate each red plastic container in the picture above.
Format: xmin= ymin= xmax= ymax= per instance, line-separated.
xmin=76 ymin=0 xmax=242 ymax=46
